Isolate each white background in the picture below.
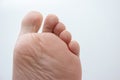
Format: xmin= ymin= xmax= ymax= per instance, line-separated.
xmin=0 ymin=0 xmax=120 ymax=80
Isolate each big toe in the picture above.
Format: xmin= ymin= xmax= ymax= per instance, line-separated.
xmin=20 ymin=11 xmax=43 ymax=36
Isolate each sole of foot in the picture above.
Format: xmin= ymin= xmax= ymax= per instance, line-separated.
xmin=13 ymin=11 xmax=82 ymax=80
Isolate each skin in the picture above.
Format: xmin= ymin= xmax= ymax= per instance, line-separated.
xmin=13 ymin=11 xmax=82 ymax=80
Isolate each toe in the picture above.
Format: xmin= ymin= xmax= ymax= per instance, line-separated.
xmin=69 ymin=40 xmax=80 ymax=56
xmin=42 ymin=14 xmax=59 ymax=32
xmin=54 ymin=22 xmax=66 ymax=36
xmin=59 ymin=30 xmax=72 ymax=44
xmin=20 ymin=11 xmax=43 ymax=36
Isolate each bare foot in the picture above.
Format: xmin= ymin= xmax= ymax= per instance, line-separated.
xmin=13 ymin=11 xmax=82 ymax=80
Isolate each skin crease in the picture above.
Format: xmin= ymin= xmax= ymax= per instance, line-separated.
xmin=13 ymin=11 xmax=82 ymax=80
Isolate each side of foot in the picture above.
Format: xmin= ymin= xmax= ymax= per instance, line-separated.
xmin=13 ymin=11 xmax=82 ymax=80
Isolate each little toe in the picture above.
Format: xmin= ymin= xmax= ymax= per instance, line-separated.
xmin=59 ymin=30 xmax=72 ymax=44
xmin=42 ymin=14 xmax=59 ymax=33
xmin=20 ymin=11 xmax=43 ymax=36
xmin=53 ymin=22 xmax=66 ymax=36
xmin=69 ymin=40 xmax=80 ymax=56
